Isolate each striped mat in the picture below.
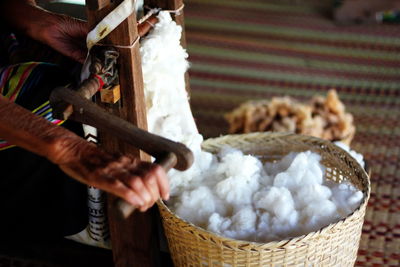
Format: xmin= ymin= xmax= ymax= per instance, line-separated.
xmin=184 ymin=0 xmax=400 ymax=266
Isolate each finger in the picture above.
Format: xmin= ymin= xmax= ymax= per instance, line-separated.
xmin=122 ymin=175 xmax=153 ymax=210
xmin=127 ymin=161 xmax=153 ymax=177
xmin=153 ymin=165 xmax=170 ymax=201
xmin=128 ymin=162 xmax=169 ymax=202
xmin=95 ymin=177 xmax=144 ymax=207
xmin=71 ymin=49 xmax=87 ymax=64
xmin=143 ymin=172 xmax=161 ymax=208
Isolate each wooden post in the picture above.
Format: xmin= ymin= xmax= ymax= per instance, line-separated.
xmin=85 ymin=1 xmax=157 ymax=267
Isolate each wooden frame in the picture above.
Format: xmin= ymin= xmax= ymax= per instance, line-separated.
xmin=85 ymin=1 xmax=188 ymax=266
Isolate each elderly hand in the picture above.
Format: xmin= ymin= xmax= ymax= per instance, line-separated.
xmin=53 ymin=137 xmax=170 ymax=212
xmin=41 ymin=14 xmax=88 ymax=63
xmin=1 ymin=0 xmax=88 ymax=63
xmin=0 ymin=96 xmax=169 ymax=212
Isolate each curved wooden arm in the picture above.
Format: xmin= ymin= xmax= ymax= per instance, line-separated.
xmin=50 ymin=87 xmax=194 ymax=171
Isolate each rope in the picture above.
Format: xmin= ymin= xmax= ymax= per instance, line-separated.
xmin=142 ymin=4 xmax=185 ymax=20
xmin=145 ymin=20 xmax=155 ymax=28
xmin=164 ymin=4 xmax=185 ymax=16
xmin=93 ymin=36 xmax=140 ymax=49
xmin=138 ymin=8 xmax=160 ymax=24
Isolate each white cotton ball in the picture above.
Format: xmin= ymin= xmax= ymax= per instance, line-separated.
xmin=294 ymin=184 xmax=332 ymax=209
xmin=254 ymin=187 xmax=295 ymax=221
xmin=304 ymin=200 xmax=337 ymax=219
xmin=257 ymin=212 xmax=271 ymax=233
xmin=296 ymin=151 xmax=324 ymax=185
xmin=270 ymin=210 xmax=299 ymax=238
xmin=218 ymin=146 xmax=239 ymax=158
xmin=207 ymin=213 xmax=232 ymax=235
xmin=348 ymin=191 xmax=363 ymax=206
xmin=273 ymin=152 xmax=309 ymax=189
xmin=230 ymin=207 xmax=257 ymax=232
xmin=301 ymin=199 xmax=338 ymax=232
xmin=216 ymin=149 xmax=263 ymax=179
xmin=255 ymin=211 xmax=288 ymax=242
xmin=215 ymin=175 xmax=259 ymax=206
xmin=273 ymin=172 xmax=295 ymax=190
xmin=264 ymin=152 xmax=297 ymax=176
xmin=300 ymin=156 xmax=324 ymax=185
xmin=330 ymin=183 xmax=363 ymax=217
xmin=174 ymin=186 xmax=216 ymax=227
xmin=214 ymin=149 xmax=262 ymax=206
xmin=226 ymin=207 xmax=257 ymax=240
xmin=258 ymin=168 xmax=273 ymax=187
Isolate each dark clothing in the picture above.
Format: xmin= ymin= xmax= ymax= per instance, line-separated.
xmin=0 ymin=34 xmax=88 ymax=241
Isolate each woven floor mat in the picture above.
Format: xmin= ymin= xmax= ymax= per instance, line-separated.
xmin=185 ymin=0 xmax=400 ymax=266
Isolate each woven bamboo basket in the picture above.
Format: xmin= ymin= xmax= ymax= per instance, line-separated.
xmin=157 ymin=132 xmax=370 ymax=267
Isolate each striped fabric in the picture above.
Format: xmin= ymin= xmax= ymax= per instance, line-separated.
xmin=0 ymin=62 xmax=39 ymax=101
xmin=0 ymin=63 xmax=64 ymax=151
xmin=185 ymin=0 xmax=400 ymax=266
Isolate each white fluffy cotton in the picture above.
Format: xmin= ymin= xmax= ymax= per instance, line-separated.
xmin=168 ymin=149 xmax=364 ymax=242
xmin=141 ymin=12 xmax=364 ymax=243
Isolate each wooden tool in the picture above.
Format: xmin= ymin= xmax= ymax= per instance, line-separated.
xmin=83 ymin=1 xmax=188 ymax=266
xmin=50 ymin=87 xmax=193 ymax=171
xmin=50 ymin=87 xmax=193 ymax=219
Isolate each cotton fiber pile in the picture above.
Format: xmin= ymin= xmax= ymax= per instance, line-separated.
xmin=140 ymin=11 xmax=213 ymax=196
xmin=141 ymin=12 xmax=364 ymax=242
xmin=169 ymin=149 xmax=363 ymax=242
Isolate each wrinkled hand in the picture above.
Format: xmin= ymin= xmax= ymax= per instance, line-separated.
xmin=42 ymin=14 xmax=88 ymax=63
xmin=53 ymin=137 xmax=169 ymax=212
xmin=1 ymin=1 xmax=88 ymax=63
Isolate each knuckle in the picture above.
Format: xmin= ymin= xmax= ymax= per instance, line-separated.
xmin=153 ymin=165 xmax=165 ymax=176
xmin=145 ymin=175 xmax=157 ymax=186
xmin=131 ymin=177 xmax=144 ymax=189
xmin=105 ymin=178 xmax=120 ymax=187
xmin=142 ymin=191 xmax=152 ymax=203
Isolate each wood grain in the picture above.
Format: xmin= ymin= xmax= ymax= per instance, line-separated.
xmin=85 ymin=1 xmax=155 ymax=267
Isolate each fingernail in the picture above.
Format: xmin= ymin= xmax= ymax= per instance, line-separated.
xmin=164 ymin=193 xmax=170 ymax=200
xmin=143 ymin=192 xmax=151 ymax=203
xmin=140 ymin=206 xmax=148 ymax=212
xmin=133 ymin=196 xmax=144 ymax=206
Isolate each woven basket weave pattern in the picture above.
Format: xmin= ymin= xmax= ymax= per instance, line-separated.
xmin=158 ymin=132 xmax=370 ymax=266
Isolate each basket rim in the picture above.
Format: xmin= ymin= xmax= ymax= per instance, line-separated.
xmin=159 ymin=132 xmax=371 ymax=249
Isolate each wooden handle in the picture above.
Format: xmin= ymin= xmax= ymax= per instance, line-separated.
xmin=49 ymin=87 xmax=194 ymax=171
xmin=138 ymin=15 xmax=159 ymax=37
xmin=51 ymin=77 xmax=101 ymax=120
xmin=115 ymin=152 xmax=177 ymax=219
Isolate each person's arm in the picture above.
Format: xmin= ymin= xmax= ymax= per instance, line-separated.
xmin=0 ymin=96 xmax=169 ymax=212
xmin=0 ymin=0 xmax=88 ymax=63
